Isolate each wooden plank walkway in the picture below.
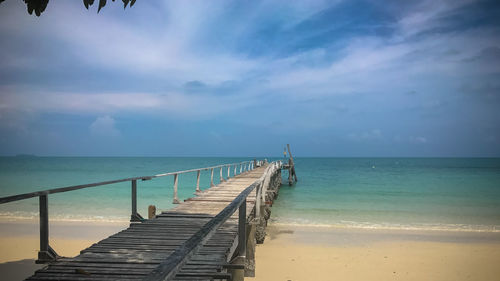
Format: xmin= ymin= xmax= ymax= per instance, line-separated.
xmin=25 ymin=166 xmax=267 ymax=281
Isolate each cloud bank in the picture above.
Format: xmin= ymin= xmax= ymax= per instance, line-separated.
xmin=0 ymin=0 xmax=499 ymax=156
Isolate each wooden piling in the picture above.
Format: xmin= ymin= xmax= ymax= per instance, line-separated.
xmin=148 ymin=205 xmax=156 ymax=219
xmin=287 ymin=143 xmax=298 ymax=185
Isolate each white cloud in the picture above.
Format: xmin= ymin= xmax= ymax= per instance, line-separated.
xmin=89 ymin=116 xmax=120 ymax=137
xmin=1 ymin=0 xmax=499 ymax=132
xmin=348 ymin=129 xmax=383 ymax=142
xmin=397 ymin=0 xmax=478 ymax=37
xmin=0 ymin=87 xmax=257 ymax=122
xmin=409 ymin=136 xmax=428 ymax=144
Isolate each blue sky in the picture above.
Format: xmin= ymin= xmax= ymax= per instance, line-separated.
xmin=0 ymin=0 xmax=499 ymax=157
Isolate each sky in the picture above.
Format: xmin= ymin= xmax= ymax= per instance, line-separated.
xmin=0 ymin=0 xmax=499 ymax=157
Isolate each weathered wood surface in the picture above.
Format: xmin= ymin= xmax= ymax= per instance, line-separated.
xmin=25 ymin=166 xmax=267 ymax=281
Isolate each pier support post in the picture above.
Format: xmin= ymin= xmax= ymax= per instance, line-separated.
xmin=195 ymin=170 xmax=201 ymax=193
xmin=245 ymin=219 xmax=256 ymax=277
xmin=172 ymin=173 xmax=180 ymax=204
xmin=210 ymin=168 xmax=214 ymax=187
xmin=148 ymin=205 xmax=156 ymax=219
xmin=256 ymin=208 xmax=267 ymax=244
xmin=37 ymin=195 xmax=58 ymax=263
xmin=230 ymin=199 xmax=247 ymax=281
xmin=130 ymin=180 xmax=144 ymax=222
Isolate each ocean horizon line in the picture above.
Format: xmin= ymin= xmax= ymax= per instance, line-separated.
xmin=2 ymin=155 xmax=500 ymax=159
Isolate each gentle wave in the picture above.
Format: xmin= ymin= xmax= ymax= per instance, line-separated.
xmin=0 ymin=212 xmax=130 ymax=223
xmin=3 ymin=212 xmax=500 ymax=233
xmin=270 ymin=218 xmax=500 ymax=233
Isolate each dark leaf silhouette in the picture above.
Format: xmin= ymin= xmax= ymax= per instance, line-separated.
xmin=0 ymin=0 xmax=137 ymax=16
xmin=83 ymin=0 xmax=95 ymax=10
xmin=97 ymin=0 xmax=106 ymax=13
xmin=23 ymin=0 xmax=49 ymax=16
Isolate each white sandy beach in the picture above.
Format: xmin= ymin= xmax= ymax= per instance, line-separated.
xmin=0 ymin=219 xmax=129 ymax=262
xmin=2 ymin=220 xmax=500 ymax=281
xmin=0 ymin=219 xmax=129 ymax=281
xmin=248 ymin=224 xmax=500 ymax=281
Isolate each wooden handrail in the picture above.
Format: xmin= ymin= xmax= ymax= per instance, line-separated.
xmin=144 ymin=181 xmax=260 ymax=281
xmin=153 ymin=161 xmax=253 ymax=177
xmin=0 ymin=160 xmax=255 ymax=204
xmin=0 ymin=159 xmax=260 ymax=263
xmin=0 ymin=175 xmax=152 ymax=204
xmin=145 ymin=160 xmax=279 ymax=281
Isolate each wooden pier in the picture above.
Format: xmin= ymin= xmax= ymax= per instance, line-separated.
xmin=0 ymin=159 xmax=285 ymax=281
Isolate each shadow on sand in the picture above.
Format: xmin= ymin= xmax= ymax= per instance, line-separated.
xmin=0 ymin=259 xmax=45 ymax=281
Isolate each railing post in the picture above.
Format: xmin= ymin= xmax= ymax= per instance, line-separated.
xmin=240 ymin=164 xmax=243 ymax=174
xmin=39 ymin=195 xmax=49 ymax=253
xmin=230 ymin=198 xmax=248 ymax=281
xmin=256 ymin=183 xmax=261 ymax=218
xmin=238 ymin=198 xmax=247 ymax=259
xmin=227 ymin=165 xmax=231 ymax=179
xmin=37 ymin=194 xmax=58 ymax=263
xmin=234 ymin=165 xmax=237 ymax=176
xmin=220 ymin=167 xmax=225 ymax=182
xmin=173 ymin=173 xmax=180 ymax=204
xmin=195 ymin=170 xmax=201 ymax=193
xmin=130 ymin=180 xmax=144 ymax=222
xmin=210 ymin=168 xmax=214 ymax=187
xmin=132 ymin=180 xmax=137 ymax=217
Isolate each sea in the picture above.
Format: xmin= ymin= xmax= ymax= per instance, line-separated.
xmin=1 ymin=157 xmax=499 ymax=232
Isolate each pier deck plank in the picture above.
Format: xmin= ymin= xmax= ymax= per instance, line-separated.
xmin=25 ymin=166 xmax=266 ymax=281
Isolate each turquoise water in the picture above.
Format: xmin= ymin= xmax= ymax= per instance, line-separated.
xmin=0 ymin=157 xmax=252 ymax=222
xmin=272 ymin=158 xmax=500 ymax=231
xmin=1 ymin=157 xmax=499 ymax=231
